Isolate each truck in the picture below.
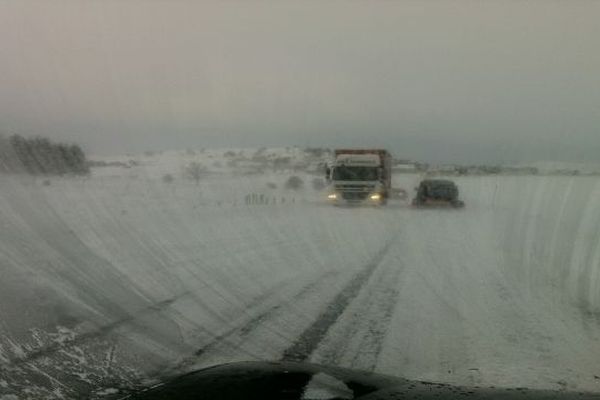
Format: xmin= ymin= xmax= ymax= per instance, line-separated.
xmin=326 ymin=149 xmax=392 ymax=205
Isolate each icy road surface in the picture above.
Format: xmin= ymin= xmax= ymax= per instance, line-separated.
xmin=1 ymin=173 xmax=600 ymax=398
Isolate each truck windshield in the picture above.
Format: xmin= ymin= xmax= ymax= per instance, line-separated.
xmin=333 ymin=166 xmax=378 ymax=181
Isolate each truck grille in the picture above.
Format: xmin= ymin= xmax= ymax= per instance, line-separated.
xmin=335 ymin=184 xmax=375 ymax=201
xmin=342 ymin=192 xmax=370 ymax=201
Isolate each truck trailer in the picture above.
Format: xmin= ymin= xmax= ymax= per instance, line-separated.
xmin=326 ymin=149 xmax=392 ymax=205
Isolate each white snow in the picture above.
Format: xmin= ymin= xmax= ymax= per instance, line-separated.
xmin=301 ymin=372 xmax=353 ymax=399
xmin=1 ymin=150 xmax=600 ymax=398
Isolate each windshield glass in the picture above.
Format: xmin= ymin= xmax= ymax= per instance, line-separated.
xmin=332 ymin=166 xmax=378 ymax=181
xmin=1 ymin=1 xmax=600 ymax=399
xmin=422 ymin=184 xmax=456 ymax=197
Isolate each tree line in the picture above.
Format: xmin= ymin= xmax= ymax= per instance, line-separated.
xmin=0 ymin=134 xmax=89 ymax=175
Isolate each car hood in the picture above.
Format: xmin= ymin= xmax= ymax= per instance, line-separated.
xmin=122 ymin=361 xmax=600 ymax=399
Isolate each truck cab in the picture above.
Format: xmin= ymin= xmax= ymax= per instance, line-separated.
xmin=327 ymin=149 xmax=392 ymax=205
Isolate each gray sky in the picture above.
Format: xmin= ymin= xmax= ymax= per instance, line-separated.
xmin=0 ymin=1 xmax=599 ymax=163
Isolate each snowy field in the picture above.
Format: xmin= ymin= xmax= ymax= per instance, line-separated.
xmin=2 ymin=151 xmax=600 ymax=398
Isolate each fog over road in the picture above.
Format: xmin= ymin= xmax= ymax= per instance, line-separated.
xmin=1 ymin=170 xmax=600 ymax=398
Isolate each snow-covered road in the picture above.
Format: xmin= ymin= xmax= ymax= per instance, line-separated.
xmin=1 ymin=173 xmax=600 ymax=398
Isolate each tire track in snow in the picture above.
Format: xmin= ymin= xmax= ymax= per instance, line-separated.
xmin=280 ymin=239 xmax=396 ymax=362
xmin=312 ymin=253 xmax=405 ymax=372
xmin=194 ymin=271 xmax=338 ymax=357
xmin=162 ymin=270 xmax=339 ymax=374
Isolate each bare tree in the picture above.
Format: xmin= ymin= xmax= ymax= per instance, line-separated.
xmin=285 ymin=175 xmax=304 ymax=190
xmin=185 ymin=162 xmax=206 ymax=185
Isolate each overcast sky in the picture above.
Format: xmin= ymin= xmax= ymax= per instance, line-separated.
xmin=0 ymin=1 xmax=598 ymax=163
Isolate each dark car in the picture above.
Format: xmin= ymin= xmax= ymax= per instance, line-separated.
xmin=412 ymin=179 xmax=465 ymax=208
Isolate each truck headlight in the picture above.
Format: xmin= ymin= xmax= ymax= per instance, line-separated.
xmin=370 ymin=193 xmax=381 ymax=200
xmin=327 ymin=193 xmax=338 ymax=200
